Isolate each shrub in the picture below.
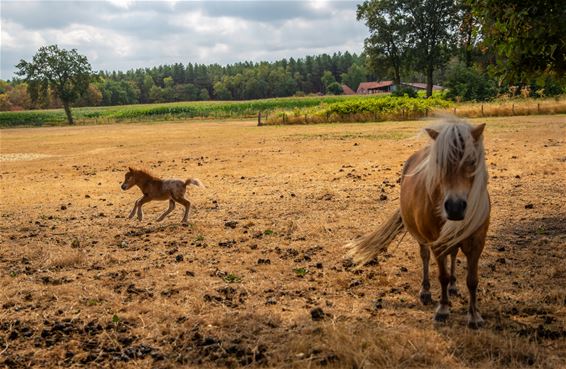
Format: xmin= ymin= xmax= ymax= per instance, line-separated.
xmin=392 ymin=86 xmax=417 ymax=98
xmin=445 ymin=64 xmax=498 ymax=101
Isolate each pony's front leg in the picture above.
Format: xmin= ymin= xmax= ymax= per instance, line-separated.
xmin=462 ymin=238 xmax=485 ymax=329
xmin=449 ymin=247 xmax=460 ymax=296
xmin=128 ymin=196 xmax=144 ymax=219
xmin=136 ymin=195 xmax=151 ymax=221
xmin=419 ymin=243 xmax=433 ymax=305
xmin=434 ymin=254 xmax=451 ymax=322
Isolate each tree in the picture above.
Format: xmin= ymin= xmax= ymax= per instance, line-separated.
xmin=321 ymin=71 xmax=336 ymax=94
xmin=469 ymin=0 xmax=566 ymax=83
xmin=341 ymin=63 xmax=368 ymax=91
xmin=444 ymin=64 xmax=497 ymax=101
xmin=327 ymin=82 xmax=344 ymax=95
xmin=357 ymin=0 xmax=409 ymax=86
xmin=405 ymin=0 xmax=460 ymax=97
xmin=16 ymin=45 xmax=93 ymax=124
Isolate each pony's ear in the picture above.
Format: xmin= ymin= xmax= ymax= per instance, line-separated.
xmin=128 ymin=167 xmax=134 ymax=172
xmin=471 ymin=123 xmax=486 ymax=141
xmin=425 ymin=128 xmax=439 ymax=140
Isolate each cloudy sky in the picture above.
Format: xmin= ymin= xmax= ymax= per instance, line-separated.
xmin=0 ymin=0 xmax=367 ymax=79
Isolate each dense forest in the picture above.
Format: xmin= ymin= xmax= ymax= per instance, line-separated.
xmin=0 ymin=52 xmax=376 ymax=111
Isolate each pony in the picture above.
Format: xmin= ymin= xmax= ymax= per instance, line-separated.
xmin=121 ymin=167 xmax=205 ymax=224
xmin=347 ymin=117 xmax=490 ymax=328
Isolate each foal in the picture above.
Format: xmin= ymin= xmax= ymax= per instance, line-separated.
xmin=121 ymin=167 xmax=204 ymax=224
xmin=348 ymin=118 xmax=490 ymax=328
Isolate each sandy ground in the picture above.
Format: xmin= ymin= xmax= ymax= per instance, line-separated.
xmin=0 ymin=116 xmax=565 ymax=368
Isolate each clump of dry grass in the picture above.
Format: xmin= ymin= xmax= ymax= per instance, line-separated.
xmin=43 ymin=247 xmax=86 ymax=270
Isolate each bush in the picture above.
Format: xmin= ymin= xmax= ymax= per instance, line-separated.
xmin=327 ymin=82 xmax=344 ymax=95
xmin=392 ymin=86 xmax=418 ymax=98
xmin=445 ymin=64 xmax=498 ymax=101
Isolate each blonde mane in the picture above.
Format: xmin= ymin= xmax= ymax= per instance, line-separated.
xmin=412 ymin=118 xmax=489 ymax=255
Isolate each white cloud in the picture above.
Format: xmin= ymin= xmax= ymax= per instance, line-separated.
xmin=0 ymin=0 xmax=366 ymax=78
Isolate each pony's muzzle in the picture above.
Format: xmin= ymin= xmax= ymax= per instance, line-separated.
xmin=444 ymin=198 xmax=467 ymax=221
xmin=121 ymin=183 xmax=128 ymax=190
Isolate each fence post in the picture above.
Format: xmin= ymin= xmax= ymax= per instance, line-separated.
xmin=453 ymin=107 xmax=456 ymax=115
xmin=512 ymin=104 xmax=515 ymax=115
xmin=258 ymin=112 xmax=262 ymax=126
xmin=481 ymin=104 xmax=484 ymax=117
xmin=537 ymin=103 xmax=540 ymax=113
xmin=425 ymin=108 xmax=428 ymax=117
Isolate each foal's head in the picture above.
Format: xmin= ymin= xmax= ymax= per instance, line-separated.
xmin=121 ymin=167 xmax=138 ymax=191
xmin=425 ymin=122 xmax=486 ymax=221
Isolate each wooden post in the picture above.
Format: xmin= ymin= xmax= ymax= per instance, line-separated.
xmin=512 ymin=104 xmax=515 ymax=115
xmin=258 ymin=112 xmax=262 ymax=126
xmin=481 ymin=104 xmax=484 ymax=117
xmin=453 ymin=107 xmax=456 ymax=115
xmin=425 ymin=108 xmax=428 ymax=117
xmin=537 ymin=103 xmax=540 ymax=113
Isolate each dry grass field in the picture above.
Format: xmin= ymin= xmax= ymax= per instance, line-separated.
xmin=1 ymin=116 xmax=565 ymax=369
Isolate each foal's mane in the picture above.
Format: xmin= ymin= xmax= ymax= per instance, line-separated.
xmin=412 ymin=117 xmax=490 ymax=255
xmin=131 ymin=167 xmax=160 ymax=180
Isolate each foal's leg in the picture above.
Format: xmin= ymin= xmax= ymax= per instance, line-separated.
xmin=419 ymin=243 xmax=433 ymax=305
xmin=448 ymin=247 xmax=460 ymax=296
xmin=136 ymin=195 xmax=151 ymax=221
xmin=129 ymin=196 xmax=145 ymax=219
xmin=157 ymin=199 xmax=176 ymax=222
xmin=462 ymin=239 xmax=485 ymax=329
xmin=174 ymin=196 xmax=192 ymax=224
xmin=434 ymin=254 xmax=451 ymax=322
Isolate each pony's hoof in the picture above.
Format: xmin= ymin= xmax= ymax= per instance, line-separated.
xmin=420 ymin=291 xmax=433 ymax=305
xmin=467 ymin=314 xmax=484 ymax=329
xmin=448 ymin=286 xmax=460 ymax=297
xmin=434 ymin=305 xmax=450 ymax=322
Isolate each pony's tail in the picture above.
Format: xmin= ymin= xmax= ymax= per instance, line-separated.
xmin=346 ymin=208 xmax=404 ymax=266
xmin=185 ymin=178 xmax=205 ymax=188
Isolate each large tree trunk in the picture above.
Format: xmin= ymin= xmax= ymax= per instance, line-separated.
xmin=63 ymin=102 xmax=74 ymax=125
xmin=426 ymin=64 xmax=434 ymax=98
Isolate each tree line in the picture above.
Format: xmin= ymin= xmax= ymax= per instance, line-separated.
xmin=0 ymin=51 xmax=374 ymax=112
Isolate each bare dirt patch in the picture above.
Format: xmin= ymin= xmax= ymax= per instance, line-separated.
xmin=0 ymin=116 xmax=565 ymax=368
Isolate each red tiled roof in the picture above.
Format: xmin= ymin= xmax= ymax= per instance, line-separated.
xmin=357 ymin=81 xmax=394 ymax=91
xmin=341 ymin=84 xmax=356 ymax=95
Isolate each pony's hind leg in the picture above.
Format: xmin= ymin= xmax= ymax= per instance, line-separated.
xmin=434 ymin=254 xmax=451 ymax=322
xmin=157 ymin=199 xmax=176 ymax=222
xmin=449 ymin=248 xmax=460 ymax=296
xmin=174 ymin=196 xmax=192 ymax=224
xmin=419 ymin=243 xmax=433 ymax=305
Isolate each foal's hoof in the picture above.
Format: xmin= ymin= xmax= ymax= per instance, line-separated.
xmin=420 ymin=291 xmax=433 ymax=305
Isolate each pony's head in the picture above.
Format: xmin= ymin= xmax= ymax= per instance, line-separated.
xmin=425 ymin=121 xmax=486 ymax=221
xmin=121 ymin=167 xmax=137 ymax=191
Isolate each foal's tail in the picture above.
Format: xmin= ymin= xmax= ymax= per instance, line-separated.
xmin=185 ymin=178 xmax=205 ymax=188
xmin=346 ymin=208 xmax=404 ymax=266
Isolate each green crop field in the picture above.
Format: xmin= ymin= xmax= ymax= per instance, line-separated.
xmin=0 ymin=95 xmax=356 ymax=128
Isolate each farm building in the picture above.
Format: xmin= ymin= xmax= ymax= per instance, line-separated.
xmin=356 ymin=81 xmax=444 ymax=94
xmin=357 ymin=81 xmax=395 ymax=94
xmin=341 ymin=84 xmax=356 ymax=95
